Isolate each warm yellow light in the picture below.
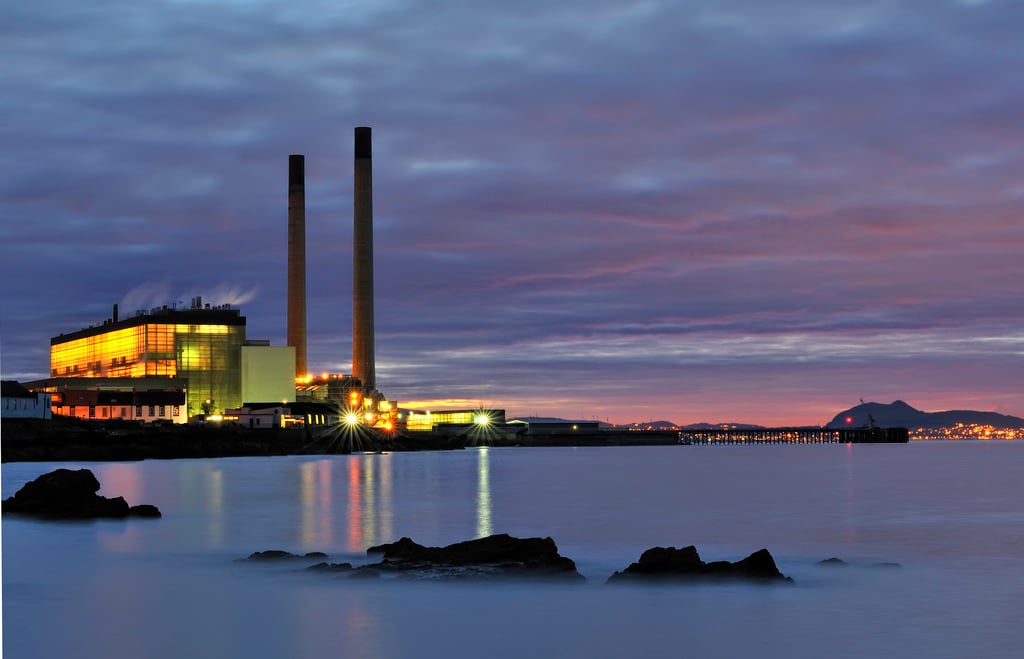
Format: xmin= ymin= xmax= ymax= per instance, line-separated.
xmin=364 ymin=412 xmax=374 ymax=422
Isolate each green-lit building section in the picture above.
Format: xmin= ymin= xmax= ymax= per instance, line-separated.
xmin=49 ymin=304 xmax=246 ymax=416
xmin=403 ymin=409 xmax=506 ymax=431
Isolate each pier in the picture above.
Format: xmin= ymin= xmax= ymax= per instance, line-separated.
xmin=681 ymin=427 xmax=908 ymax=445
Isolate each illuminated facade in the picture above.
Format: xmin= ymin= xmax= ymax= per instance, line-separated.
xmin=49 ymin=304 xmax=246 ymax=416
xmin=403 ymin=409 xmax=506 ymax=432
xmin=295 ymin=373 xmax=398 ymax=430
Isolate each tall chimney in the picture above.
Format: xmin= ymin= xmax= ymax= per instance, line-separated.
xmin=352 ymin=127 xmax=375 ymax=390
xmin=287 ymin=154 xmax=308 ymax=376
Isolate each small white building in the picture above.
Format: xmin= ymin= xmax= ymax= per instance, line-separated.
xmin=2 ymin=381 xmax=53 ymax=419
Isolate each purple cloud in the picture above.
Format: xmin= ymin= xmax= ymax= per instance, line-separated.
xmin=2 ymin=0 xmax=1022 ymax=423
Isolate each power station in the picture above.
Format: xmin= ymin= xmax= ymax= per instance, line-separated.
xmin=30 ymin=127 xmax=397 ymax=429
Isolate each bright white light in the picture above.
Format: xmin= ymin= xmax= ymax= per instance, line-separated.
xmin=475 ymin=414 xmax=491 ymax=426
xmin=345 ymin=413 xmax=359 ymax=426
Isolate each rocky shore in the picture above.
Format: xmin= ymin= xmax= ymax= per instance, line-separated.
xmin=2 ymin=417 xmax=680 ymax=462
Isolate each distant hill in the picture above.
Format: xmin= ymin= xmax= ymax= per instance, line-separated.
xmin=512 ymin=403 xmax=1023 ymax=432
xmin=623 ymin=420 xmax=680 ymax=430
xmin=826 ymin=400 xmax=1024 ymax=430
xmin=678 ymin=422 xmax=766 ymax=430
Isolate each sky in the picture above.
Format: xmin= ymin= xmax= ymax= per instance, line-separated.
xmin=1 ymin=0 xmax=1022 ymax=426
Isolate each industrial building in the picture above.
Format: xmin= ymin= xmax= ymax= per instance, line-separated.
xmin=37 ymin=298 xmax=294 ymax=418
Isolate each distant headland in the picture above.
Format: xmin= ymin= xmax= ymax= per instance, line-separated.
xmin=616 ymin=400 xmax=1023 ymax=440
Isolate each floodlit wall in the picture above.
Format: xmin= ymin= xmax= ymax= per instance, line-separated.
xmin=241 ymin=345 xmax=296 ymax=404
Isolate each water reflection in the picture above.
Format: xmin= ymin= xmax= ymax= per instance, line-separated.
xmin=340 ymin=455 xmax=394 ymax=552
xmin=300 ymin=459 xmax=335 ymax=547
xmin=843 ymin=443 xmax=858 ymax=547
xmin=97 ymin=463 xmax=142 ymax=504
xmin=476 ymin=447 xmax=492 ymax=538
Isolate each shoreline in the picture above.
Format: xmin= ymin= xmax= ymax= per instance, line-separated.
xmin=0 ymin=418 xmax=681 ymax=463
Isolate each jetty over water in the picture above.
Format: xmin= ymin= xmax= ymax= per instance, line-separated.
xmin=682 ymin=427 xmax=909 ymax=445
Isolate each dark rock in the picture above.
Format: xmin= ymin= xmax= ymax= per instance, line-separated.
xmin=730 ymin=548 xmax=789 ymax=581
xmin=367 ymin=536 xmax=427 ymax=560
xmin=1 ymin=468 xmax=160 ymax=520
xmin=307 ymin=562 xmax=353 ymax=572
xmin=129 ymin=504 xmax=162 ymax=518
xmin=246 ymin=550 xmax=329 ymax=561
xmin=359 ymin=533 xmax=583 ymax=580
xmin=815 ymin=558 xmax=900 ymax=568
xmin=608 ymin=546 xmax=793 ymax=583
xmin=610 ymin=545 xmax=706 ymax=578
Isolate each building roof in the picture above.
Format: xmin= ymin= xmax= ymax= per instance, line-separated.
xmin=1 ymin=380 xmax=35 ymax=398
xmin=51 ymin=305 xmax=246 ymax=345
xmin=96 ymin=391 xmax=185 ymax=405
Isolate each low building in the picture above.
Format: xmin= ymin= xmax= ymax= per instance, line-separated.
xmin=1 ymin=381 xmax=53 ymax=419
xmin=53 ymin=389 xmax=187 ymax=424
xmin=224 ymin=402 xmax=342 ymax=429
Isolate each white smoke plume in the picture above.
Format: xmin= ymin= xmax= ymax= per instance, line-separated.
xmin=120 ymin=281 xmax=258 ymax=312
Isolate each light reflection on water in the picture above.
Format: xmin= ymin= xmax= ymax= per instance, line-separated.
xmin=3 ymin=443 xmax=1024 ymax=659
xmin=477 ymin=446 xmax=492 ymax=538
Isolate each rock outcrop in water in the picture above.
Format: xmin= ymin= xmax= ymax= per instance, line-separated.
xmin=359 ymin=534 xmax=585 ymax=580
xmin=1 ymin=468 xmax=161 ymax=519
xmin=244 ymin=550 xmax=329 ymax=561
xmin=241 ymin=534 xmax=583 ymax=580
xmin=607 ymin=545 xmax=792 ymax=583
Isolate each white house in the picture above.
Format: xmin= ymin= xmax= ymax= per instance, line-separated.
xmin=2 ymin=381 xmax=53 ymax=419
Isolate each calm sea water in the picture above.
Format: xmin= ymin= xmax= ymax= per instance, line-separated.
xmin=3 ymin=443 xmax=1023 ymax=659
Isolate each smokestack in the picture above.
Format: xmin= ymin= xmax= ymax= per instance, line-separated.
xmin=112 ymin=304 xmax=118 ymax=323
xmin=287 ymin=154 xmax=308 ymax=376
xmin=352 ymin=127 xmax=375 ymax=389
